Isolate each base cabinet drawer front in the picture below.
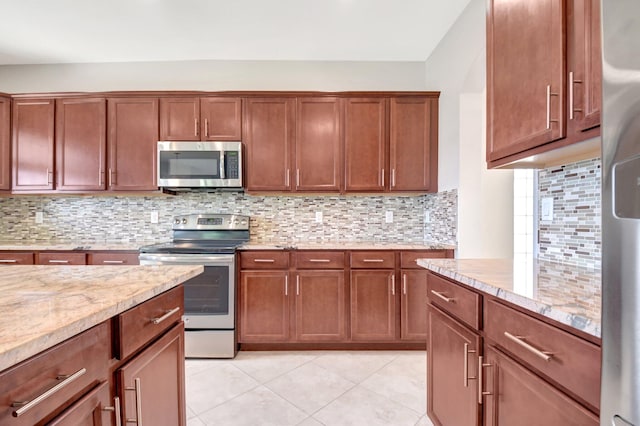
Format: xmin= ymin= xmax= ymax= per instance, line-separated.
xmin=117 ymin=286 xmax=184 ymax=360
xmin=87 ymin=252 xmax=140 ymax=265
xmin=400 ymin=250 xmax=451 ymax=268
xmin=0 ymin=252 xmax=35 ymax=265
xmin=427 ymin=272 xmax=482 ymax=330
xmin=37 ymin=252 xmax=87 ymax=265
xmin=295 ymin=251 xmax=345 ymax=269
xmin=483 ymin=345 xmax=598 ymax=426
xmin=48 ymin=381 xmax=112 ymax=426
xmin=350 ymin=270 xmax=396 ymax=341
xmin=238 ymin=271 xmax=290 ymax=342
xmin=239 ymin=251 xmax=290 ymax=269
xmin=400 ymin=269 xmax=428 ymax=341
xmin=0 ymin=322 xmax=109 ymax=426
xmin=117 ymin=323 xmax=186 ymax=426
xmin=294 ymin=270 xmax=347 ymax=341
xmin=350 ymin=251 xmax=396 ymax=269
xmin=484 ymin=299 xmax=600 ymax=410
xmin=427 ymin=306 xmax=481 ymax=426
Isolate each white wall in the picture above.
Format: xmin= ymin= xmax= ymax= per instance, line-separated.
xmin=425 ymin=0 xmax=514 ymax=258
xmin=0 ymin=60 xmax=427 ymax=93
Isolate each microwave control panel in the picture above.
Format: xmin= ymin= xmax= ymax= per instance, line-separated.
xmin=225 ymin=151 xmax=240 ymax=179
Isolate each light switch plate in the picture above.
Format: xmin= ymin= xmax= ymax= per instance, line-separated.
xmin=315 ymin=211 xmax=323 ymax=223
xmin=35 ymin=211 xmax=44 ymax=224
xmin=150 ymin=211 xmax=159 ymax=224
xmin=385 ymin=211 xmax=393 ymax=223
xmin=541 ymin=197 xmax=554 ymax=221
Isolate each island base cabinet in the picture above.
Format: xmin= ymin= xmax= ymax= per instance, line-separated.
xmin=48 ymin=382 xmax=112 ymax=426
xmin=483 ymin=345 xmax=598 ymax=426
xmin=116 ymin=323 xmax=186 ymax=426
xmin=427 ymin=306 xmax=481 ymax=426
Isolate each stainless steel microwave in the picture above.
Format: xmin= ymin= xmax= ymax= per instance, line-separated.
xmin=157 ymin=141 xmax=242 ymax=189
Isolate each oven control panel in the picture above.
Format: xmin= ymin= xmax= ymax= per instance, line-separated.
xmin=172 ymin=213 xmax=249 ymax=231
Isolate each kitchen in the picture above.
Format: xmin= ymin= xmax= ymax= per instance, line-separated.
xmin=0 ymin=0 xmax=633 ymax=425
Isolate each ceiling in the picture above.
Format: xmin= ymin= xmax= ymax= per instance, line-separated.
xmin=0 ymin=0 xmax=471 ymax=65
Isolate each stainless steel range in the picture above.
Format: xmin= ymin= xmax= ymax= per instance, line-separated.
xmin=139 ymin=213 xmax=249 ymax=358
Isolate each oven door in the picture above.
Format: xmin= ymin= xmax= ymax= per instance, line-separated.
xmin=138 ymin=253 xmax=235 ymax=329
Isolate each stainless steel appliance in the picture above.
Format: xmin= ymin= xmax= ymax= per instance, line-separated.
xmin=139 ymin=213 xmax=249 ymax=358
xmin=601 ymin=1 xmax=640 ymax=424
xmin=157 ymin=141 xmax=242 ymax=189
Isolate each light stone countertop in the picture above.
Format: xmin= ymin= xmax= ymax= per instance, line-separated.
xmin=0 ymin=240 xmax=153 ymax=251
xmin=417 ymin=258 xmax=601 ymax=338
xmin=0 ymin=265 xmax=203 ymax=372
xmin=239 ymin=241 xmax=457 ymax=251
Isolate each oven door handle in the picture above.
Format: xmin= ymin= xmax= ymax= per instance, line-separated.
xmin=139 ymin=255 xmax=235 ymax=265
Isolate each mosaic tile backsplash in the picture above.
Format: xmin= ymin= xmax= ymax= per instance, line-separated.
xmin=538 ymin=158 xmax=601 ymax=269
xmin=0 ymin=190 xmax=458 ymax=246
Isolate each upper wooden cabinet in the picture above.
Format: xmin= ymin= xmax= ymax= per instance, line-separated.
xmin=487 ymin=0 xmax=601 ymax=168
xmin=55 ymin=98 xmax=106 ymax=191
xmin=160 ymin=97 xmax=241 ymax=141
xmin=243 ymin=97 xmax=295 ymax=192
xmin=344 ymin=98 xmax=387 ymax=192
xmin=295 ymin=97 xmax=342 ymax=192
xmin=108 ymin=97 xmax=159 ymax=191
xmin=390 ymin=97 xmax=438 ymax=192
xmin=12 ymin=98 xmax=55 ymax=191
xmin=0 ymin=96 xmax=9 ymax=191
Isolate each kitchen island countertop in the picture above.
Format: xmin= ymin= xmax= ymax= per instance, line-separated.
xmin=0 ymin=265 xmax=203 ymax=372
xmin=417 ymin=258 xmax=601 ymax=338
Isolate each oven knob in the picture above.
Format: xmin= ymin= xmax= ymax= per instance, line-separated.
xmin=174 ymin=219 xmax=180 ymax=225
xmin=182 ymin=218 xmax=188 ymax=224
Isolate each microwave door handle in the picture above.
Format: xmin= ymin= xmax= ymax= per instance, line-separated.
xmin=220 ymin=152 xmax=226 ymax=179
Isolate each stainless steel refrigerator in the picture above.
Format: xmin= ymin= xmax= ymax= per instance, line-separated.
xmin=601 ymin=1 xmax=640 ymax=424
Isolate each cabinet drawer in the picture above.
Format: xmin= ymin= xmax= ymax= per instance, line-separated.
xmin=117 ymin=285 xmax=184 ymax=360
xmin=0 ymin=322 xmax=109 ymax=426
xmin=296 ymin=251 xmax=345 ymax=269
xmin=484 ymin=299 xmax=601 ymax=410
xmin=350 ymin=251 xmax=395 ymax=269
xmin=37 ymin=252 xmax=87 ymax=265
xmin=240 ymin=251 xmax=290 ymax=269
xmin=400 ymin=250 xmax=450 ymax=268
xmin=427 ymin=272 xmax=481 ymax=330
xmin=0 ymin=252 xmax=34 ymax=265
xmin=87 ymin=251 xmax=140 ymax=265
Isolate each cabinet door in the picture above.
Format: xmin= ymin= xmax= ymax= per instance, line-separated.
xmin=427 ymin=306 xmax=481 ymax=426
xmin=12 ymin=98 xmax=55 ymax=191
xmin=55 ymin=98 xmax=106 ymax=191
xmin=568 ymin=0 xmax=601 ymax=133
xmin=0 ymin=97 xmax=10 ymax=190
xmin=350 ymin=270 xmax=396 ymax=341
xmin=486 ymin=0 xmax=565 ymax=162
xmin=238 ymin=270 xmax=290 ymax=342
xmin=243 ymin=98 xmax=295 ymax=192
xmin=390 ymin=98 xmax=437 ymax=192
xmin=117 ymin=323 xmax=186 ymax=426
xmin=159 ymin=97 xmax=200 ymax=141
xmin=483 ymin=345 xmax=598 ymax=426
xmin=400 ymin=269 xmax=428 ymax=341
xmin=295 ymin=97 xmax=342 ymax=192
xmin=48 ymin=382 xmax=112 ymax=426
xmin=200 ymin=97 xmax=242 ymax=140
xmin=344 ymin=98 xmax=387 ymax=192
xmin=294 ymin=270 xmax=347 ymax=341
xmin=107 ymin=97 xmax=159 ymax=191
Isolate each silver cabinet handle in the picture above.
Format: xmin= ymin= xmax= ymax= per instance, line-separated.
xmin=430 ymin=290 xmax=454 ymax=303
xmin=504 ymin=331 xmax=553 ymax=361
xmin=99 ymin=168 xmax=105 ymax=186
xmin=390 ymin=274 xmax=395 ymax=295
xmin=569 ymin=71 xmax=575 ymax=120
xmin=478 ymin=356 xmax=492 ymax=404
xmin=151 ymin=307 xmax=180 ymax=324
xmin=463 ymin=342 xmax=477 ymax=387
xmin=381 ymin=168 xmax=385 ymax=187
xmin=0 ymin=259 xmax=18 ymax=263
xmin=48 ymin=260 xmax=70 ymax=264
xmin=109 ymin=168 xmax=117 ymax=186
xmin=102 ymin=260 xmax=125 ymax=264
xmin=402 ymin=274 xmax=407 ymax=295
xmin=103 ymin=396 xmax=122 ymax=426
xmin=391 ymin=169 xmax=396 ymax=187
xmin=296 ymin=275 xmax=300 ymax=296
xmin=296 ymin=169 xmax=300 ymax=187
xmin=545 ymin=84 xmax=559 ymax=129
xmin=194 ymin=118 xmax=199 ymax=137
xmin=363 ymin=259 xmax=384 ymax=263
xmin=125 ymin=377 xmax=143 ymax=425
xmin=253 ymin=259 xmax=275 ymax=263
xmin=204 ymin=118 xmax=209 ymax=137
xmin=285 ymin=169 xmax=290 ymax=187
xmin=12 ymin=368 xmax=87 ymax=417
xmin=284 ymin=275 xmax=288 ymax=296
xmin=46 ymin=168 xmax=53 ymax=185
xmin=309 ymin=259 xmax=330 ymax=263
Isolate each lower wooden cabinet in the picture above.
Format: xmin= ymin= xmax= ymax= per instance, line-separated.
xmin=294 ymin=270 xmax=347 ymax=341
xmin=37 ymin=251 xmax=87 ymax=265
xmin=48 ymin=382 xmax=113 ymax=426
xmin=116 ymin=323 xmax=186 ymax=426
xmin=482 ymin=345 xmax=598 ymax=426
xmin=350 ymin=269 xmax=396 ymax=341
xmin=427 ymin=306 xmax=481 ymax=426
xmin=238 ymin=270 xmax=290 ymax=342
xmin=0 ymin=251 xmax=34 ymax=265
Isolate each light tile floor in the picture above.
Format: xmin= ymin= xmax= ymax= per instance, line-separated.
xmin=186 ymin=350 xmax=434 ymax=426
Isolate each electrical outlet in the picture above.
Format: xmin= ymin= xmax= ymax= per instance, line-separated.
xmin=315 ymin=211 xmax=323 ymax=223
xmin=150 ymin=211 xmax=159 ymax=224
xmin=424 ymin=211 xmax=431 ymax=223
xmin=35 ymin=211 xmax=44 ymax=224
xmin=541 ymin=197 xmax=554 ymax=221
xmin=385 ymin=211 xmax=393 ymax=223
